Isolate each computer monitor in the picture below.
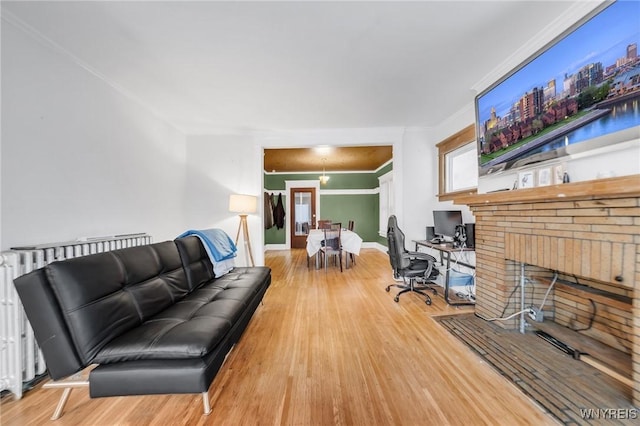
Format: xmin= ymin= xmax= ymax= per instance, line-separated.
xmin=433 ymin=210 xmax=463 ymax=242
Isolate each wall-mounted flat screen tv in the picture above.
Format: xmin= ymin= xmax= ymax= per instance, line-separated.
xmin=475 ymin=0 xmax=640 ymax=176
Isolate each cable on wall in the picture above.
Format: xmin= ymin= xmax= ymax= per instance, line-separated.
xmin=536 ymin=271 xmax=558 ymax=312
xmin=571 ymin=299 xmax=596 ymax=332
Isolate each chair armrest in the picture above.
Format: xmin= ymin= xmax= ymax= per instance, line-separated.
xmin=400 ymin=251 xmax=437 ymax=280
xmin=405 ymin=251 xmax=436 ymax=263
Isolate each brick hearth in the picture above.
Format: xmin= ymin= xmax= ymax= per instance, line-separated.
xmin=455 ymin=174 xmax=640 ymax=405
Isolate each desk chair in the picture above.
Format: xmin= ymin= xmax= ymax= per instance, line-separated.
xmin=385 ymin=215 xmax=438 ymax=305
xmin=320 ymin=227 xmax=342 ymax=272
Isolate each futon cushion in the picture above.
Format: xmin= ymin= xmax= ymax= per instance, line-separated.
xmin=46 ymin=252 xmax=139 ymax=363
xmin=175 ymin=236 xmax=215 ymax=291
xmin=208 ymin=266 xmax=271 ymax=291
xmin=44 ymin=242 xmax=189 ymax=364
xmin=93 ymin=266 xmax=270 ymax=364
xmin=93 ymin=297 xmax=244 ymax=363
xmin=113 ymin=242 xmax=190 ymax=321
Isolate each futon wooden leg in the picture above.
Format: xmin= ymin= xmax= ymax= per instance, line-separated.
xmin=43 ymin=377 xmax=89 ymax=420
xmin=202 ymin=391 xmax=212 ymax=415
xmin=51 ymin=387 xmax=73 ymax=420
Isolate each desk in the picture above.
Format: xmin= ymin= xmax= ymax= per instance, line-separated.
xmin=413 ymin=240 xmax=475 ymax=306
xmin=307 ymin=229 xmax=362 ymax=269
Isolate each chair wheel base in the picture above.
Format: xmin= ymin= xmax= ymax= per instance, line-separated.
xmin=385 ymin=286 xmax=391 ymax=292
xmin=390 ymin=280 xmax=435 ymax=306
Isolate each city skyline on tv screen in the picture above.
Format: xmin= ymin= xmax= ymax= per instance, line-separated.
xmin=476 ymin=0 xmax=640 ymax=170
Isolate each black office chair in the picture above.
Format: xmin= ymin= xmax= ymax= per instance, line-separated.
xmin=385 ymin=215 xmax=438 ymax=305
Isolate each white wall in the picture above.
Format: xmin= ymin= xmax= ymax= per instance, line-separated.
xmin=399 ymin=128 xmax=436 ymax=241
xmin=1 ymin=20 xmax=187 ymax=250
xmin=427 ymin=104 xmax=477 ymax=229
xmin=398 ymin=104 xmax=477 ymax=244
xmin=183 ymin=134 xmax=263 ymax=266
xmin=182 ymin=128 xmax=407 ymax=264
xmin=0 ymin=11 xmax=415 ymax=261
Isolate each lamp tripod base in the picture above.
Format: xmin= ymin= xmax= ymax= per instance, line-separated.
xmin=235 ymin=215 xmax=255 ymax=267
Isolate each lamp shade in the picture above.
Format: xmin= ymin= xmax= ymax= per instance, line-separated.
xmin=229 ymin=194 xmax=258 ymax=214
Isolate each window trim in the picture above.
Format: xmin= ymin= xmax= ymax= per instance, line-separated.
xmin=378 ymin=171 xmax=393 ymax=237
xmin=436 ymin=124 xmax=478 ymax=202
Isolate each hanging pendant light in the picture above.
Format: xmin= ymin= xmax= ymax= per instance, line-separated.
xmin=319 ymin=158 xmax=330 ymax=184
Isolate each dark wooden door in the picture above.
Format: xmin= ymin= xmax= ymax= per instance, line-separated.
xmin=290 ymin=187 xmax=316 ymax=249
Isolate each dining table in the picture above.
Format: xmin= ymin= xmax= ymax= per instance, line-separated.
xmin=306 ymin=228 xmax=363 ymax=269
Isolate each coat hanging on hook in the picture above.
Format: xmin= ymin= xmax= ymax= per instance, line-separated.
xmin=274 ymin=193 xmax=285 ymax=230
xmin=264 ymin=192 xmax=275 ymax=230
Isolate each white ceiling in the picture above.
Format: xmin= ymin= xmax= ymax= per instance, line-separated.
xmin=2 ymin=1 xmax=582 ymax=134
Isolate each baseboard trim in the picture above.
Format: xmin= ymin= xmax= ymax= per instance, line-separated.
xmin=365 ymin=242 xmax=387 ymax=252
xmin=265 ymin=242 xmax=387 ymax=252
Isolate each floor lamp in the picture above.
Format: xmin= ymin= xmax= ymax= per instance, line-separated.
xmin=229 ymin=194 xmax=257 ymax=267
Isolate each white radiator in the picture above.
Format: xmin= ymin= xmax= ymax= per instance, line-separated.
xmin=0 ymin=233 xmax=152 ymax=400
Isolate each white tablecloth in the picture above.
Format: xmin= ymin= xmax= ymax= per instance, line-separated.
xmin=306 ymin=229 xmax=363 ymax=257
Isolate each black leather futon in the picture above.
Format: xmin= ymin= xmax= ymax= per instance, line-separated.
xmin=13 ymin=235 xmax=271 ymax=419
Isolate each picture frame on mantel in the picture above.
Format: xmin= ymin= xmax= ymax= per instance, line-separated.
xmin=537 ymin=167 xmax=552 ymax=186
xmin=518 ymin=170 xmax=535 ymax=189
xmin=553 ymin=163 xmax=566 ymax=185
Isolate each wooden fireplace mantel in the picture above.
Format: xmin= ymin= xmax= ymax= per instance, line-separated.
xmin=453 ymin=174 xmax=640 ymax=206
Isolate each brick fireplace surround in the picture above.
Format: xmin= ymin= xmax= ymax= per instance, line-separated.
xmin=455 ymin=174 xmax=640 ymax=406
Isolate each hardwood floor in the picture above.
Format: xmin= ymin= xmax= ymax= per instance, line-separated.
xmin=1 ymin=249 xmax=557 ymax=425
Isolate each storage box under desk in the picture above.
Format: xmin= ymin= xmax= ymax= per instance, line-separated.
xmin=413 ymin=240 xmax=475 ymax=305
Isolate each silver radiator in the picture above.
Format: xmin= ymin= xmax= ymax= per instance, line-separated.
xmin=0 ymin=233 xmax=152 ymax=400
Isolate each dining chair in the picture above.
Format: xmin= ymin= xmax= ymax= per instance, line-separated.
xmin=320 ymin=227 xmax=342 ymax=272
xmin=318 ymin=220 xmax=332 ymax=229
xmin=330 ymin=222 xmax=354 ymax=267
xmin=346 ymin=220 xmax=356 ymax=265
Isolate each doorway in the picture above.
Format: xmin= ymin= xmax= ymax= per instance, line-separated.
xmin=263 ymin=144 xmax=396 ymax=251
xmin=290 ymin=187 xmax=316 ymax=249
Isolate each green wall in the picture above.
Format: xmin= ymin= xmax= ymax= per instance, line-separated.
xmin=264 ymin=164 xmax=392 ymax=245
xmin=376 ymin=162 xmax=393 ymax=178
xmin=317 ymin=194 xmax=378 ymax=241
